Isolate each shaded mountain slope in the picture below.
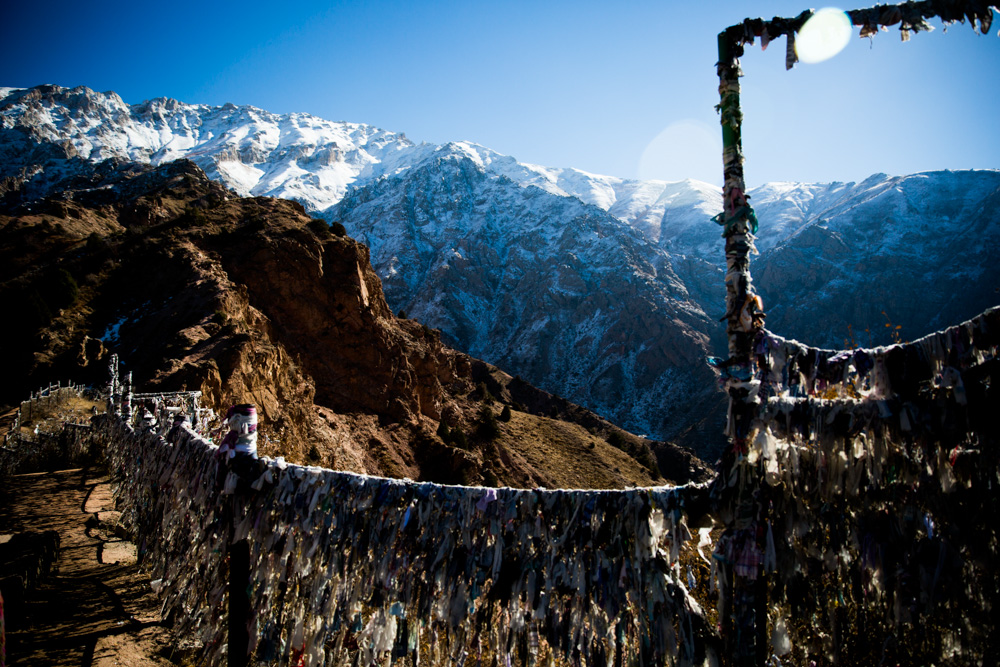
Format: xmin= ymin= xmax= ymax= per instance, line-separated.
xmin=332 ymin=150 xmax=722 ymax=445
xmin=752 ymin=171 xmax=1000 ymax=348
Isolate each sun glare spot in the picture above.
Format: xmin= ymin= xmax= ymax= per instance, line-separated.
xmin=638 ymin=120 xmax=722 ymax=185
xmin=796 ymin=8 xmax=853 ymax=64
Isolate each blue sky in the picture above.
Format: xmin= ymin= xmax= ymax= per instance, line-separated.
xmin=2 ymin=1 xmax=998 ymax=187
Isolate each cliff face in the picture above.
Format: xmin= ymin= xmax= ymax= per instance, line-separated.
xmin=0 ymin=160 xmax=710 ymax=488
xmin=216 ymin=214 xmax=456 ymax=423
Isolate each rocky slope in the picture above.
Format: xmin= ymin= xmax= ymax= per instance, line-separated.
xmin=0 ymin=85 xmax=725 ymax=447
xmin=0 ymin=159 xmax=710 ymax=487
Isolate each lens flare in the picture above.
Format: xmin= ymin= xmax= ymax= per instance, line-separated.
xmin=796 ymin=8 xmax=853 ymax=64
xmin=638 ymin=120 xmax=721 ymax=184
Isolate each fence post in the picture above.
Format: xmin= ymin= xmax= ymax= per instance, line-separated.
xmin=229 ymin=503 xmax=250 ymax=667
xmin=224 ymin=404 xmax=258 ymax=667
xmin=107 ymin=354 xmax=120 ymax=415
xmin=123 ymin=372 xmax=133 ymax=423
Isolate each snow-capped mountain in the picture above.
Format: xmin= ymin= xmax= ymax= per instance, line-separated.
xmin=0 ymin=84 xmax=422 ymax=209
xmin=0 ymin=84 xmax=725 ymax=238
xmin=330 ymin=150 xmax=720 ymax=442
xmin=752 ymin=170 xmax=1000 ymax=348
xmin=3 ymin=84 xmax=998 ymax=450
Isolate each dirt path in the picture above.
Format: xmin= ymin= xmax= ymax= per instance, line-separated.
xmin=0 ymin=468 xmax=186 ymax=666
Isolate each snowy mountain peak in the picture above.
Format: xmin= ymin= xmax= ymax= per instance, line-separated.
xmin=1 ymin=84 xmax=426 ymax=210
xmin=2 ymin=85 xmax=727 ymax=229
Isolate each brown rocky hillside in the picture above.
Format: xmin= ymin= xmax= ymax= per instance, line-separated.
xmin=0 ymin=160 xmax=710 ymax=488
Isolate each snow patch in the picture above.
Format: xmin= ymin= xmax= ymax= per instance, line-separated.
xmin=101 ymin=315 xmax=128 ymax=343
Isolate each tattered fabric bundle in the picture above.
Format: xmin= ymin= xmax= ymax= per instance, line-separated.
xmin=95 ymin=299 xmax=999 ymax=667
xmin=711 ymin=306 xmax=1000 ymax=665
xmin=97 ymin=416 xmax=716 ymax=667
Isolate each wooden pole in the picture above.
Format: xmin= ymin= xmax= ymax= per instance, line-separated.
xmin=229 ymin=496 xmax=250 ymax=667
xmin=716 ymin=27 xmax=766 ymax=667
xmin=226 ymin=405 xmax=259 ymax=667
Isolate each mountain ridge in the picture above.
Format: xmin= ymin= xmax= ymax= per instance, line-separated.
xmin=3 ymin=84 xmax=998 ymax=456
xmin=0 ymin=158 xmax=711 ymax=486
